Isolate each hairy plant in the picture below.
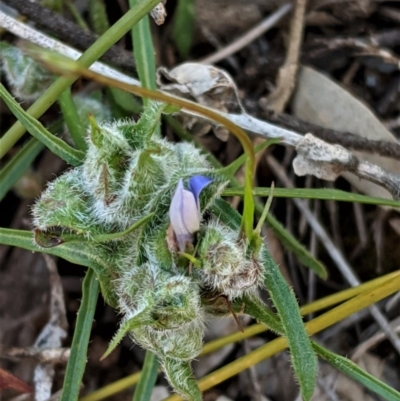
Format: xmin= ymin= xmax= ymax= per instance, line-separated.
xmin=31 ymin=101 xmax=270 ymax=400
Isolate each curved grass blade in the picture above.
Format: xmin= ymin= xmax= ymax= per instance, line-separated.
xmin=0 ymin=138 xmax=44 ymax=201
xmin=224 ymin=187 xmax=400 ymax=208
xmin=0 ymin=83 xmax=84 ymax=166
xmin=312 ymin=342 xmax=400 ymax=401
xmin=0 ymin=0 xmax=164 ymax=159
xmin=60 ymin=269 xmax=99 ymax=401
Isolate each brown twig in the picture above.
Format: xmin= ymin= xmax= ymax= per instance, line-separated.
xmin=3 ymin=0 xmax=136 ymax=73
xmin=259 ymin=108 xmax=400 ymax=160
xmin=268 ymin=0 xmax=308 ymax=112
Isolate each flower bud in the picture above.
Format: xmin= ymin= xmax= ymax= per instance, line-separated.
xmin=169 ymin=176 xmax=212 ymax=251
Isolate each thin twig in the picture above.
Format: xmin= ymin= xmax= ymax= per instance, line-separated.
xmin=199 ymin=3 xmax=293 ymax=65
xmin=351 ymin=316 xmax=400 ymax=361
xmin=266 ymin=154 xmax=400 ymax=357
xmin=268 ymin=0 xmax=307 ymax=112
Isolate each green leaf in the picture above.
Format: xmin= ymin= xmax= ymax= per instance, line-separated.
xmin=0 ymin=228 xmax=101 ymax=269
xmin=102 ymin=311 xmax=152 ymax=360
xmin=107 ymin=87 xmax=142 ymax=116
xmin=223 ymin=187 xmax=400 ymax=208
xmin=60 ymin=269 xmax=99 ymax=401
xmin=0 ymin=83 xmax=84 ymax=166
xmin=262 ymin=247 xmax=317 ymax=400
xmin=312 ymin=342 xmax=400 ymax=401
xmin=238 ymin=294 xmax=284 ymax=335
xmin=93 ymin=213 xmax=155 ymax=242
xmin=0 ymin=138 xmax=44 ymax=202
xmin=172 ymin=0 xmax=195 ymax=58
xmin=212 ymin=199 xmax=317 ymax=401
xmin=162 ymin=358 xmax=202 ymax=401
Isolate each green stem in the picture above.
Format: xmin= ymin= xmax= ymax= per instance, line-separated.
xmin=0 ymin=0 xmax=162 ymax=159
xmin=132 ymin=352 xmax=159 ymax=401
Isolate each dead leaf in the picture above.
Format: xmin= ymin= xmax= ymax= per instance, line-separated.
xmin=157 ymin=63 xmax=243 ymax=141
xmin=0 ymin=368 xmax=32 ymax=393
xmin=150 ymin=1 xmax=167 ymax=25
xmin=292 ymin=66 xmax=400 ymax=202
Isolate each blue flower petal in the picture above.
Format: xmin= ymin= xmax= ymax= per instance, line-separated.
xmin=189 ymin=175 xmax=213 ymax=207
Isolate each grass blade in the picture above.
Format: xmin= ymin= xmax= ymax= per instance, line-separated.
xmin=261 ymin=246 xmax=318 ymax=400
xmin=224 ymin=187 xmax=400 ymax=208
xmin=129 ymin=0 xmax=156 ymax=94
xmin=60 ymin=269 xmax=99 ymax=401
xmin=0 ymin=138 xmax=44 ymax=201
xmin=0 ymin=83 xmax=84 ymax=166
xmin=58 ymin=88 xmax=87 ymax=151
xmin=172 ymin=0 xmax=195 ymax=58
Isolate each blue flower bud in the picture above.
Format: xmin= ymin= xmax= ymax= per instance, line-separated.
xmin=169 ymin=176 xmax=212 ymax=251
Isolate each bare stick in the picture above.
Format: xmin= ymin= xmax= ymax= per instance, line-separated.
xmin=200 ymin=3 xmax=292 ymax=65
xmin=268 ymin=0 xmax=307 ymax=112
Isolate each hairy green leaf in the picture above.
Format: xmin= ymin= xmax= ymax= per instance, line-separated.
xmin=0 ymin=83 xmax=84 ymax=166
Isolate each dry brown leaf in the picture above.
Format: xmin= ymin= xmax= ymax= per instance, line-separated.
xmin=157 ymin=63 xmax=243 ymax=141
xmin=0 ymin=368 xmax=32 ymax=393
xmin=292 ymin=66 xmax=400 ymax=201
